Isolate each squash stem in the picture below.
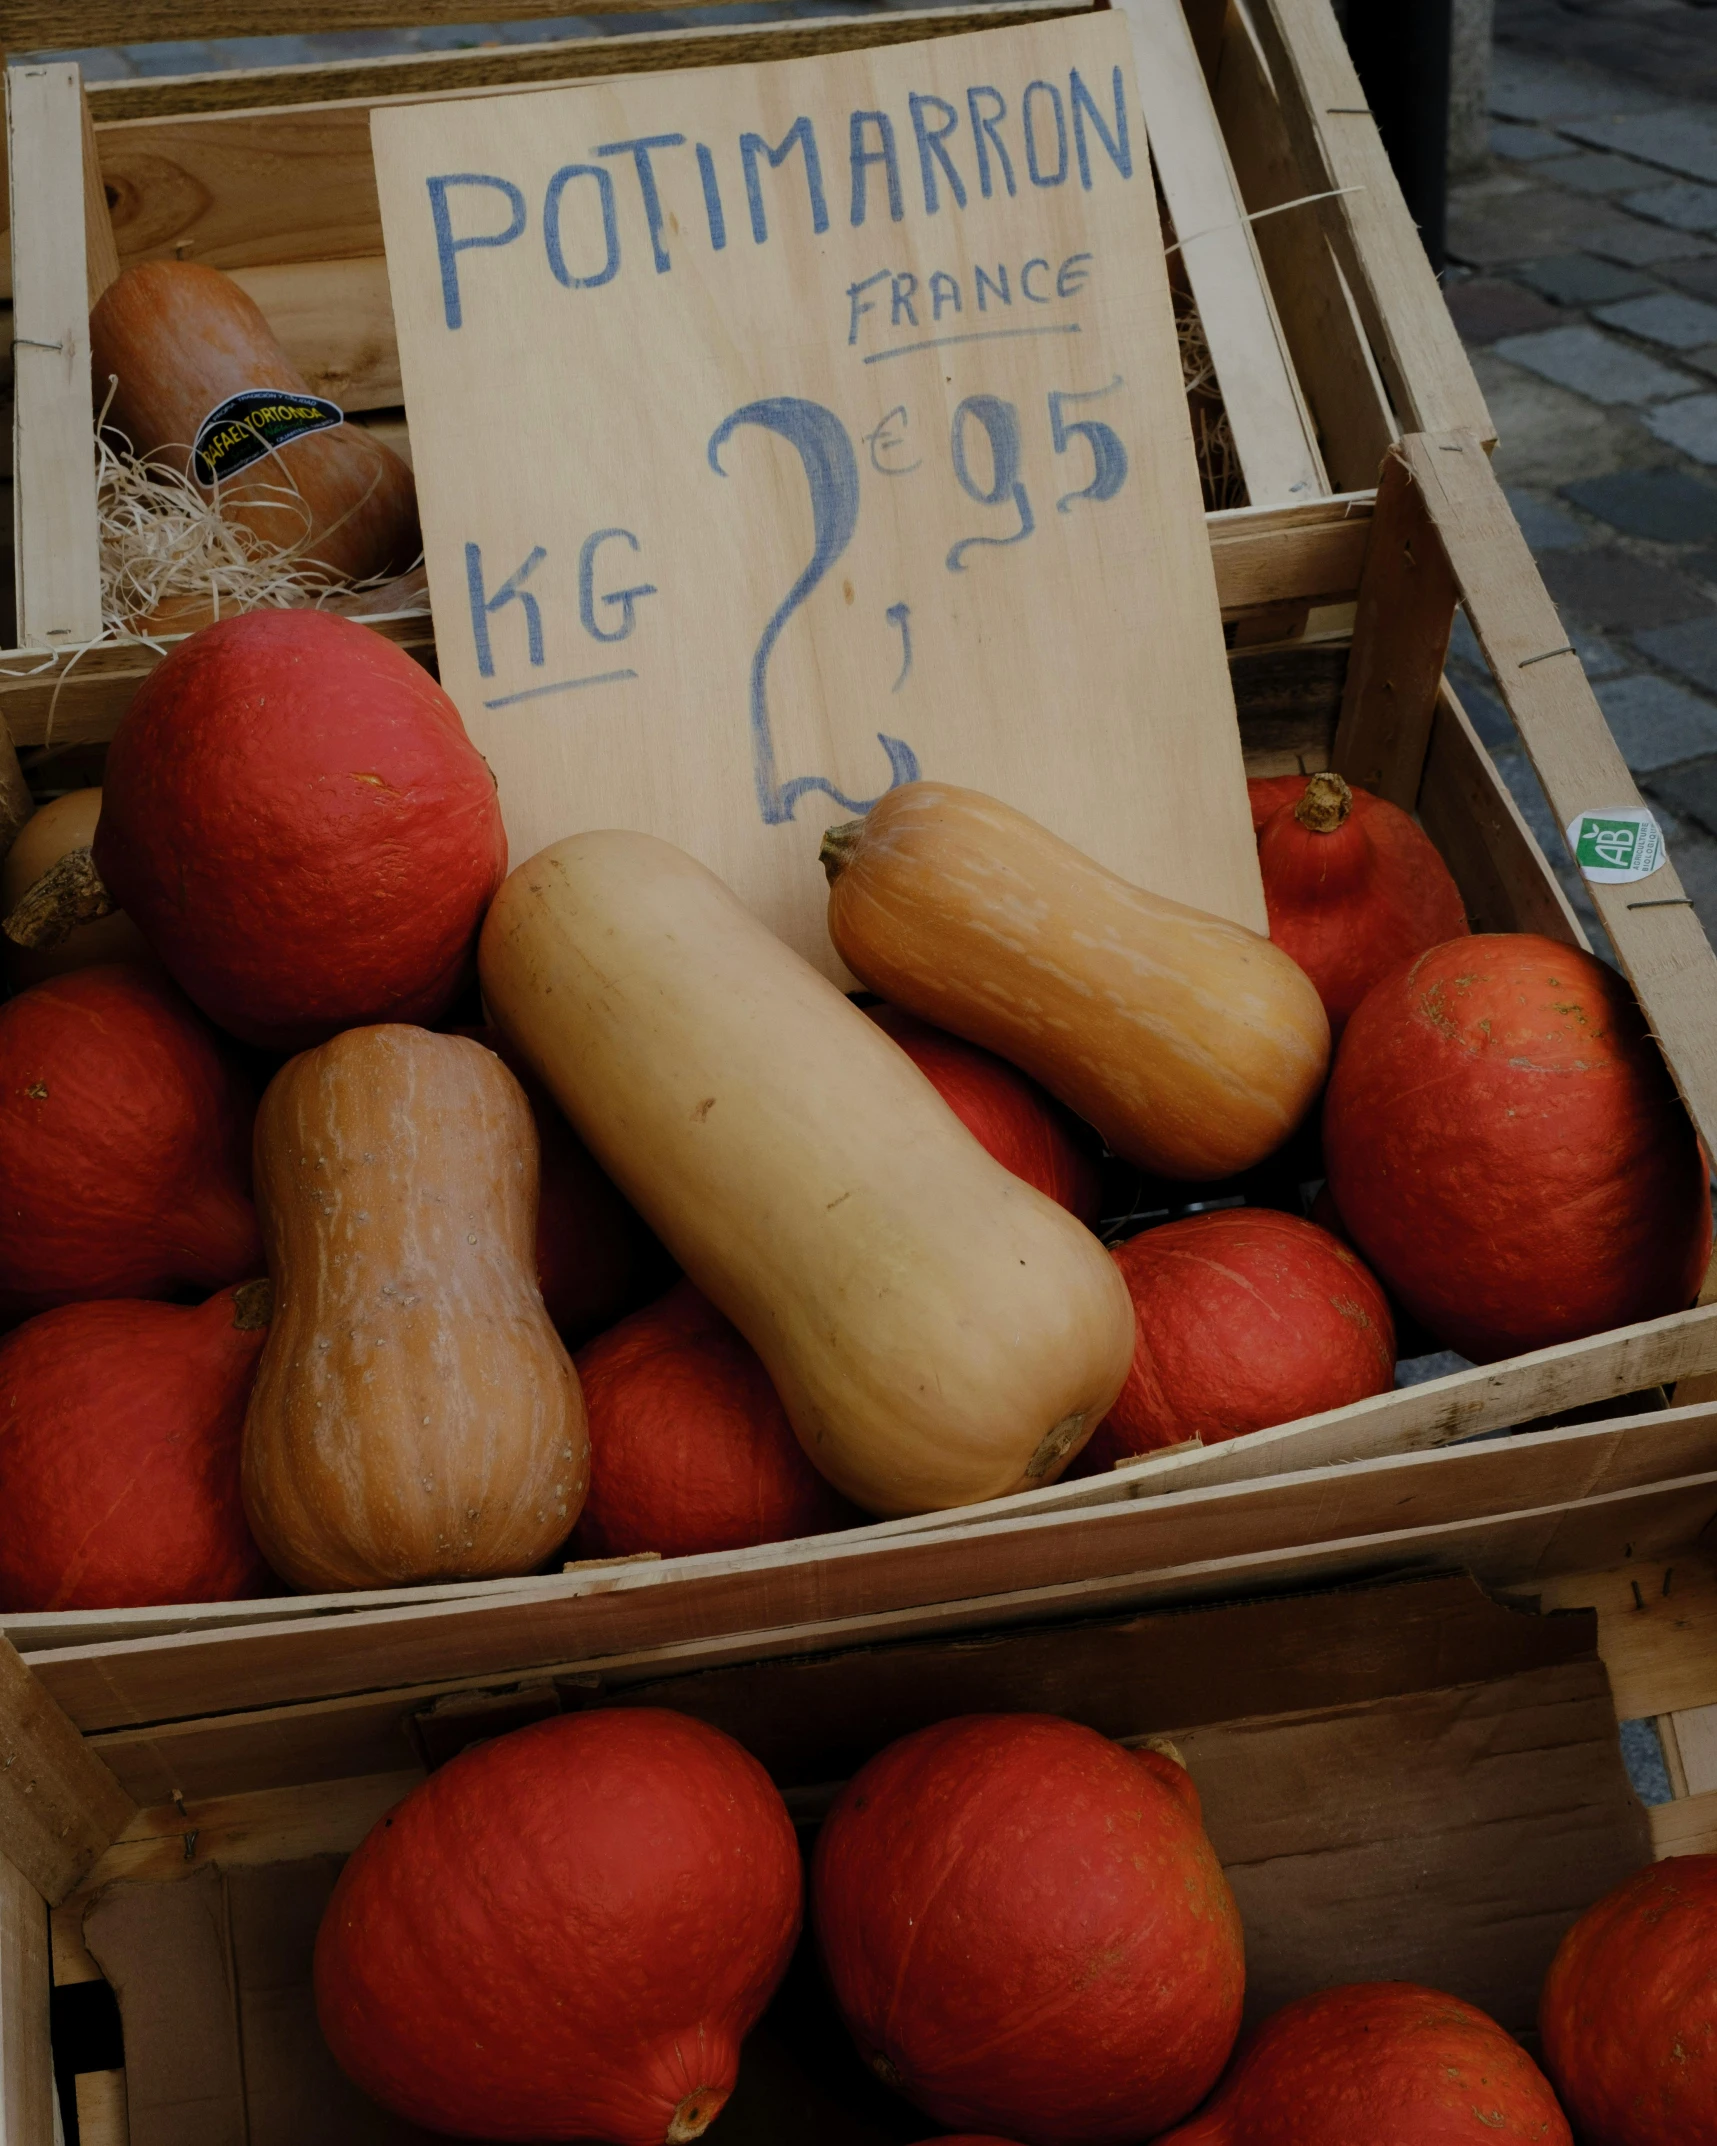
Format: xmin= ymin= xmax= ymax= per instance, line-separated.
xmin=819 ymin=819 xmax=865 ymax=883
xmin=1295 ymin=771 xmax=1352 ymax=834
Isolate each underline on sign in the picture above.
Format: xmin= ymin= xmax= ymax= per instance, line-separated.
xmin=863 ymin=324 xmax=1083 ymax=365
xmin=483 ymin=669 xmax=637 ymax=709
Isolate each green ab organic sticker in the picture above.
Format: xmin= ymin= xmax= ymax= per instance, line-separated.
xmin=1563 ymin=806 xmax=1666 ymax=886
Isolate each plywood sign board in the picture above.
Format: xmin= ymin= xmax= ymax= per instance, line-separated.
xmin=371 ymin=16 xmax=1266 ymax=968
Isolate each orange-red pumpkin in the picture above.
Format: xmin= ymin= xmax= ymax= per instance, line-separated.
xmin=0 ymin=966 xmax=259 ymax=1316
xmin=1539 ymin=1854 xmax=1717 ymax=2144
xmin=1076 ymin=1208 xmax=1395 ymax=1471
xmin=457 ymin=1026 xmax=667 ymax=1342
xmin=1247 ymin=774 xmax=1309 ymax=833
xmin=93 ymin=610 xmax=507 ymax=1050
xmin=812 ymin=1716 xmax=1244 ymax=2144
xmin=865 ymin=1004 xmax=1102 ymax=1224
xmin=315 ymin=1709 xmax=802 ymax=2145
xmin=0 ymin=1283 xmax=275 ymax=1610
xmin=1157 ymin=1982 xmax=1570 ymax=2144
xmin=1257 ymin=773 xmax=1469 ymax=1038
xmin=1323 ymin=936 xmax=1710 ymax=1362
xmin=572 ymin=1281 xmax=856 ymax=1560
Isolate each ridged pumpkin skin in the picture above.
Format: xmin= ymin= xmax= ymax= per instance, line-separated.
xmin=0 ymin=966 xmax=260 ymax=1315
xmin=90 ymin=261 xmax=418 ymax=588
xmin=456 ymin=1026 xmax=666 ymax=1343
xmin=1324 ymin=936 xmax=1710 ymax=1363
xmin=1157 ymin=1982 xmax=1570 ymax=2144
xmin=1247 ymin=774 xmax=1309 ymax=833
xmin=1078 ymin=1208 xmax=1396 ymax=1471
xmin=93 ymin=609 xmax=508 ymax=1051
xmin=812 ymin=1715 xmax=1245 ymax=2144
xmin=1539 ymin=1854 xmax=1717 ymax=2143
xmin=1 ymin=790 xmax=152 ymax=989
xmin=480 ymin=833 xmax=1134 ymax=1519
xmin=314 ymin=1709 xmax=802 ymax=2144
xmin=822 ymin=783 xmax=1329 ymax=1181
xmin=1257 ymin=773 xmax=1470 ymax=1038
xmin=572 ymin=1282 xmax=857 ymax=1560
xmin=242 ymin=1026 xmax=586 ymax=1590
xmin=865 ymin=1004 xmax=1103 ymax=1224
xmin=0 ymin=1283 xmax=275 ymax=1610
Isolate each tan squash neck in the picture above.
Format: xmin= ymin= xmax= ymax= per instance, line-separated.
xmin=1295 ymin=772 xmax=1352 ymax=834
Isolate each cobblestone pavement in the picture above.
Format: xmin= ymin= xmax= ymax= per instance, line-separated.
xmin=1447 ymin=5 xmax=1717 ymax=950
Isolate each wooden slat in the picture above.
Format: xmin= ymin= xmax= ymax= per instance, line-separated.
xmin=1651 ymin=1791 xmax=1717 ymax=1859
xmin=1418 ymin=680 xmax=1590 ymax=948
xmin=0 ymin=1858 xmax=53 ymax=2146
xmin=0 ymin=1641 xmax=135 ymax=1908
xmin=79 ymin=88 xmax=120 ymax=308
xmin=228 ymin=256 xmax=399 ymax=411
xmin=1208 ymin=0 xmax=1395 ymax=491
xmin=8 ymin=62 xmax=102 ymax=651
xmin=1208 ymin=490 xmax=1371 ymax=615
xmin=1403 ymin=428 xmax=1717 ymax=1164
xmin=1332 ymin=444 xmax=1460 ymax=805
xmin=10 ymin=0 xmax=746 ymax=39
xmin=1120 ymin=0 xmax=1325 ymax=505
xmin=1244 ymin=0 xmax=1493 ymax=447
xmin=73 ymin=2072 xmax=127 ymax=2146
xmin=22 ymin=1413 xmax=1717 ymax=1736
xmin=1539 ymin=1553 xmax=1717 ymax=1721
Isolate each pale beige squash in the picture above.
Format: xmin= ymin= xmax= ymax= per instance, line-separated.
xmin=479 ymin=833 xmax=1134 ymax=1520
xmin=242 ymin=1025 xmax=587 ymax=1590
xmin=822 ymin=782 xmax=1331 ymax=1181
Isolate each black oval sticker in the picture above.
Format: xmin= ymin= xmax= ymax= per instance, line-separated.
xmin=192 ymin=389 xmax=345 ymax=486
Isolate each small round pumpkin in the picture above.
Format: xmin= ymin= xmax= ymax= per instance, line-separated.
xmin=0 ymin=1283 xmax=276 ymax=1610
xmin=0 ymin=965 xmax=260 ymax=1316
xmin=1076 ymin=1208 xmax=1395 ymax=1471
xmin=571 ymin=1281 xmax=857 ymax=1560
xmin=1 ymin=789 xmax=152 ymax=989
xmin=93 ymin=609 xmax=507 ymax=1050
xmin=865 ymin=1004 xmax=1102 ymax=1223
xmin=1156 ymin=1982 xmax=1570 ymax=2144
xmin=812 ymin=1715 xmax=1244 ymax=2144
xmin=1323 ymin=935 xmax=1710 ymax=1362
xmin=315 ymin=1708 xmax=802 ymax=2144
xmin=1539 ymin=1854 xmax=1717 ymax=2144
xmin=1257 ymin=772 xmax=1469 ymax=1039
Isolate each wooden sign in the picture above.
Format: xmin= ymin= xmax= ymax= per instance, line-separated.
xmin=371 ymin=15 xmax=1266 ymax=968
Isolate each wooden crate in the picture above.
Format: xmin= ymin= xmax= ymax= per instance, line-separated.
xmin=0 ymin=0 xmax=1715 ymax=1654
xmin=3 ymin=1534 xmax=1716 ymax=2143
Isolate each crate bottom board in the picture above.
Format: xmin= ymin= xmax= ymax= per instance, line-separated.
xmin=44 ymin=1567 xmax=1675 ymax=2146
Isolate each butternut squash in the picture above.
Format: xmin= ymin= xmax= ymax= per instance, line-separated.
xmin=821 ymin=783 xmax=1330 ymax=1181
xmin=241 ymin=1025 xmax=586 ymax=1590
xmin=479 ymin=834 xmax=1134 ymax=1519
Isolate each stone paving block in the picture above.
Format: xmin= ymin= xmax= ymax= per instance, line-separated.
xmin=1492 ymin=122 xmax=1567 ymax=161
xmin=1540 ymin=547 xmax=1715 ymax=630
xmin=1645 ymin=759 xmax=1717 ymax=837
xmin=1450 ymin=671 xmax=1518 ymax=748
xmin=1473 ymin=345 xmax=1662 ymax=486
xmin=1635 ymin=613 xmax=1717 ymax=693
xmin=1596 ymin=673 xmax=1717 ymax=769
xmin=1537 ymin=151 xmax=1667 ymax=195
xmin=1623 ymin=182 xmax=1717 ymax=235
xmin=1492 ymin=324 xmax=1698 ymax=402
xmin=1573 ymin=628 xmax=1633 ymax=680
xmin=1662 ymin=259 xmax=1717 ymax=301
xmin=1451 ymin=186 xmax=1642 ymax=265
xmin=1503 ymin=485 xmax=1591 ymax=550
xmin=1445 ymin=278 xmax=1565 ymax=343
xmin=1587 ymin=216 xmax=1717 ymax=268
xmin=1561 ymin=466 xmax=1717 ymax=541
xmin=1650 ymin=807 xmax=1717 ymax=947
xmin=1560 ymin=108 xmax=1717 ymax=187
xmin=1646 ymin=393 xmax=1717 ymax=463
xmin=1593 ymin=291 xmax=1717 ymax=350
xmin=1490 ymin=46 xmax=1669 ymax=121
xmin=1518 ymin=254 xmax=1657 ymax=304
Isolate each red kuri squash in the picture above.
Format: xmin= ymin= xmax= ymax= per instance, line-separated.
xmin=572 ymin=1281 xmax=856 ymax=1560
xmin=1539 ymin=1853 xmax=1717 ymax=2144
xmin=1323 ymin=936 xmax=1710 ymax=1362
xmin=0 ymin=1282 xmax=275 ymax=1610
xmin=1077 ymin=1208 xmax=1395 ymax=1471
xmin=456 ymin=1025 xmax=666 ymax=1342
xmin=93 ymin=610 xmax=508 ymax=1050
xmin=0 ymin=965 xmax=259 ymax=1315
xmin=1156 ymin=1982 xmax=1571 ymax=2144
xmin=315 ymin=1708 xmax=802 ymax=2144
xmin=812 ymin=1715 xmax=1244 ymax=2144
xmin=1247 ymin=774 xmax=1309 ymax=833
xmin=865 ymin=1004 xmax=1102 ymax=1223
xmin=1257 ymin=772 xmax=1469 ymax=1037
